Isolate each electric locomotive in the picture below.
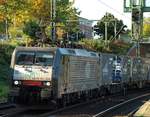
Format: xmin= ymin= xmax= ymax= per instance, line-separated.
xmin=10 ymin=47 xmax=56 ymax=103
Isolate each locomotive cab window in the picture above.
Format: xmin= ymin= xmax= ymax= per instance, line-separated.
xmin=16 ymin=51 xmax=53 ymax=66
xmin=35 ymin=52 xmax=53 ymax=66
xmin=16 ymin=52 xmax=34 ymax=65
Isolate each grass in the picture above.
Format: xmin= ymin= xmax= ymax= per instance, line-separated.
xmin=0 ymin=83 xmax=9 ymax=102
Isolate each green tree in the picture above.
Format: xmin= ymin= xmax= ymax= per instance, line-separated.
xmin=94 ymin=13 xmax=125 ymax=40
xmin=0 ymin=21 xmax=5 ymax=34
xmin=0 ymin=0 xmax=29 ymax=25
xmin=0 ymin=0 xmax=30 ymax=39
xmin=23 ymin=20 xmax=40 ymax=39
xmin=0 ymin=0 xmax=79 ymax=45
xmin=28 ymin=0 xmax=79 ymax=33
xmin=26 ymin=0 xmax=79 ymax=44
xmin=56 ymin=0 xmax=80 ymax=33
xmin=143 ymin=18 xmax=150 ymax=38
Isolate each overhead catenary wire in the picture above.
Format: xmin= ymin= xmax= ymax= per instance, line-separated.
xmin=97 ymin=0 xmax=131 ymax=20
xmin=97 ymin=0 xmax=150 ymax=25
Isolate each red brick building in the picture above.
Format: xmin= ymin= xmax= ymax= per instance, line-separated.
xmin=127 ymin=42 xmax=150 ymax=58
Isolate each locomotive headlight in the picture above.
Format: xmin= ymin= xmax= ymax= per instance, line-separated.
xmin=138 ymin=59 xmax=141 ymax=63
xmin=109 ymin=58 xmax=113 ymax=61
xmin=46 ymin=82 xmax=50 ymax=86
xmin=14 ymin=80 xmax=19 ymax=85
xmin=43 ymin=81 xmax=51 ymax=86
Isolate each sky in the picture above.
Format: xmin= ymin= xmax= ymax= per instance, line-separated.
xmin=73 ymin=0 xmax=150 ymax=29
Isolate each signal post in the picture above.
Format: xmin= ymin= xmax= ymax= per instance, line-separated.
xmin=124 ymin=0 xmax=150 ymax=57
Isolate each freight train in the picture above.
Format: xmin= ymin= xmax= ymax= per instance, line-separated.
xmin=10 ymin=47 xmax=150 ymax=105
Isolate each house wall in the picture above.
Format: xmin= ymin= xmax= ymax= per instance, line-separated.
xmin=128 ymin=43 xmax=150 ymax=58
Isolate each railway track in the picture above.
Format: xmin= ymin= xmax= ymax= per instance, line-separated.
xmin=0 ymin=87 xmax=150 ymax=117
xmin=0 ymin=102 xmax=48 ymax=117
xmin=0 ymin=102 xmax=16 ymax=117
xmin=0 ymin=102 xmax=29 ymax=117
xmin=0 ymin=100 xmax=57 ymax=117
xmin=93 ymin=93 xmax=150 ymax=117
xmin=38 ymin=87 xmax=150 ymax=117
xmin=0 ymin=102 xmax=16 ymax=110
xmin=3 ymin=104 xmax=55 ymax=117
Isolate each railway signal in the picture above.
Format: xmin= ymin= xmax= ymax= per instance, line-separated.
xmin=124 ymin=0 xmax=150 ymax=57
xmin=132 ymin=8 xmax=141 ymax=24
xmin=131 ymin=7 xmax=142 ymax=42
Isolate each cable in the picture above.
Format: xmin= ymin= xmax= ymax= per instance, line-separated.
xmin=97 ymin=0 xmax=150 ymax=25
xmin=97 ymin=0 xmax=131 ymax=20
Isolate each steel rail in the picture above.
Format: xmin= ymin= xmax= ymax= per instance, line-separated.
xmin=92 ymin=93 xmax=150 ymax=117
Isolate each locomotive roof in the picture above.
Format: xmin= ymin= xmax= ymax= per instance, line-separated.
xmin=57 ymin=48 xmax=99 ymax=57
xmin=14 ymin=46 xmax=56 ymax=52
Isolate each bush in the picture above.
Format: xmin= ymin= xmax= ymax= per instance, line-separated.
xmin=23 ymin=20 xmax=40 ymax=40
xmin=0 ymin=42 xmax=16 ymax=100
xmin=79 ymin=39 xmax=104 ymax=52
xmin=0 ymin=42 xmax=16 ymax=82
xmin=79 ymin=39 xmax=132 ymax=54
xmin=0 ymin=83 xmax=9 ymax=102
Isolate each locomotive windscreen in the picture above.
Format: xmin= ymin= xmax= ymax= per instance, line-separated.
xmin=16 ymin=52 xmax=34 ymax=65
xmin=16 ymin=51 xmax=53 ymax=66
xmin=35 ymin=52 xmax=53 ymax=66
